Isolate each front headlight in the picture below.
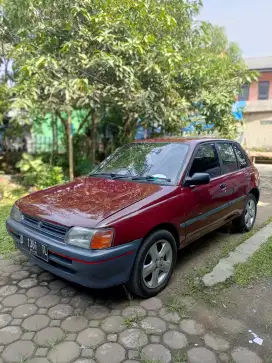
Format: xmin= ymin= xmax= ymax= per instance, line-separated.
xmin=10 ymin=204 xmax=23 ymax=222
xmin=64 ymin=227 xmax=114 ymax=250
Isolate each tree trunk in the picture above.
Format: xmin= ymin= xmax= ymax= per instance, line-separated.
xmin=123 ymin=113 xmax=137 ymax=142
xmin=51 ymin=114 xmax=58 ymax=164
xmin=67 ymin=112 xmax=74 ymax=180
xmin=91 ymin=113 xmax=98 ymax=164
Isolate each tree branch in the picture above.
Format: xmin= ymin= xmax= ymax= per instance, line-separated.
xmin=77 ymin=109 xmax=93 ymax=133
xmin=56 ymin=110 xmax=67 ymax=128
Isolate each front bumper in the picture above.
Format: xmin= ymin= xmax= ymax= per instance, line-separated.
xmin=6 ymin=217 xmax=141 ymax=289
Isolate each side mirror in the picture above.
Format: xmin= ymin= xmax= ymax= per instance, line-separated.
xmin=185 ymin=173 xmax=210 ymax=187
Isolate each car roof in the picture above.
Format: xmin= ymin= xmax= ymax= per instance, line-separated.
xmin=133 ymin=137 xmax=231 ymax=145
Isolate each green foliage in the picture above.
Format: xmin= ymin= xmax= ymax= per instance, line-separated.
xmin=0 ymin=0 xmax=258 ymax=183
xmin=16 ymin=153 xmax=65 ymax=189
xmin=0 ymin=3 xmax=13 ymax=124
xmin=74 ymin=158 xmax=94 ymax=177
xmin=2 ymin=0 xmax=255 ymax=140
xmin=234 ymin=237 xmax=272 ymax=286
xmin=0 ymin=83 xmax=8 ymax=123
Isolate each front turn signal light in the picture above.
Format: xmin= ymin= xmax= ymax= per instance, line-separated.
xmin=91 ymin=229 xmax=114 ymax=249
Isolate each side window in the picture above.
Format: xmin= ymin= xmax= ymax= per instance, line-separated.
xmin=217 ymin=143 xmax=238 ymax=174
xmin=233 ymin=144 xmax=249 ymax=169
xmin=189 ymin=144 xmax=221 ymax=178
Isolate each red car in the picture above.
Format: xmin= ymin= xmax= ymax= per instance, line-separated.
xmin=6 ymin=138 xmax=260 ymax=297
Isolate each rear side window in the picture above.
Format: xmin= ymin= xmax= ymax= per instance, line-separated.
xmin=217 ymin=143 xmax=238 ymax=174
xmin=189 ymin=144 xmax=221 ymax=178
xmin=233 ymin=144 xmax=249 ymax=169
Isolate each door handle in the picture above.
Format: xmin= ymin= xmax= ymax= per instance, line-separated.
xmin=220 ymin=183 xmax=227 ymax=189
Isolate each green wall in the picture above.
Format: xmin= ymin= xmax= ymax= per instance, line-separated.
xmin=32 ymin=110 xmax=88 ymax=152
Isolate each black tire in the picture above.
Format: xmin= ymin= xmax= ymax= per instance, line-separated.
xmin=127 ymin=230 xmax=177 ymax=298
xmin=232 ymin=193 xmax=257 ymax=232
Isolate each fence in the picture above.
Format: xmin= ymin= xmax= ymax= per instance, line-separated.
xmin=0 ymin=135 xmax=66 ymax=155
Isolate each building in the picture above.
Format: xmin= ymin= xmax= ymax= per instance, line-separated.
xmin=240 ymin=57 xmax=272 ymax=150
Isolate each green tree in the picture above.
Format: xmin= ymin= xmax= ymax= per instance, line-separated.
xmin=0 ymin=4 xmax=12 ymax=124
xmin=1 ymin=0 xmax=255 ymax=179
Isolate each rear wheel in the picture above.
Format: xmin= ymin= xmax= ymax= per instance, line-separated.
xmin=127 ymin=230 xmax=177 ymax=298
xmin=233 ymin=193 xmax=257 ymax=232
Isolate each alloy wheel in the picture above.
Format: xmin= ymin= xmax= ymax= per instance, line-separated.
xmin=142 ymin=240 xmax=173 ymax=289
xmin=245 ymin=199 xmax=256 ymax=229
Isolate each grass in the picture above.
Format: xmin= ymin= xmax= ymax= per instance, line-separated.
xmin=124 ymin=315 xmax=140 ymax=328
xmin=0 ymin=202 xmax=16 ymax=256
xmin=233 ymin=236 xmax=272 ymax=286
xmin=218 ymin=227 xmax=259 ymax=259
xmin=0 ymin=179 xmax=27 ymax=256
xmin=173 ymin=351 xmax=187 ymax=363
xmin=140 ymin=351 xmax=188 ymax=363
xmin=165 ymin=296 xmax=189 ymax=318
xmin=166 ymin=216 xmax=272 ymax=309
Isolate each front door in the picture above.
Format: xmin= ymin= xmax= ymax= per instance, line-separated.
xmin=181 ymin=143 xmax=231 ymax=243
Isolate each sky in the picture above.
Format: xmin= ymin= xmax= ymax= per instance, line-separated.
xmin=199 ymin=0 xmax=272 ymax=58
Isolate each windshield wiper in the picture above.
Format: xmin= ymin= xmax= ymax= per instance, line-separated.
xmin=131 ymin=175 xmax=171 ymax=182
xmin=89 ymin=172 xmax=116 ymax=178
xmin=89 ymin=173 xmax=131 ymax=180
xmin=89 ymin=173 xmax=171 ymax=182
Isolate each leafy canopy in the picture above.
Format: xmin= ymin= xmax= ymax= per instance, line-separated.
xmin=1 ymin=0 xmax=256 ymax=137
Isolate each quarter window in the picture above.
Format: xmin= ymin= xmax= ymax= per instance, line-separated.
xmin=217 ymin=143 xmax=238 ymax=174
xmin=233 ymin=144 xmax=248 ymax=169
xmin=189 ymin=144 xmax=221 ymax=178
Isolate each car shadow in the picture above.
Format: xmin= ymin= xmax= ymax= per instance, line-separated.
xmin=64 ymin=223 xmax=236 ymax=303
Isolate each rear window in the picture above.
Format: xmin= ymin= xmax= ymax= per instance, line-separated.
xmin=217 ymin=143 xmax=238 ymax=174
xmin=233 ymin=144 xmax=249 ymax=169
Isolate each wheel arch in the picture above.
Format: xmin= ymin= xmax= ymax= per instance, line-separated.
xmin=141 ymin=222 xmax=180 ymax=250
xmin=249 ymin=187 xmax=260 ymax=203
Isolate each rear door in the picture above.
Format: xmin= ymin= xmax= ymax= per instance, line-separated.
xmin=232 ymin=142 xmax=253 ymax=210
xmin=216 ymin=141 xmax=247 ymax=219
xmin=181 ymin=142 xmax=231 ymax=243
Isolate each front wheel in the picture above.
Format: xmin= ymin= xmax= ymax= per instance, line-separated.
xmin=127 ymin=230 xmax=177 ymax=298
xmin=233 ymin=193 xmax=257 ymax=232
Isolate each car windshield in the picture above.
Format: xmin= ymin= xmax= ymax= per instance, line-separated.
xmin=92 ymin=142 xmax=189 ymax=183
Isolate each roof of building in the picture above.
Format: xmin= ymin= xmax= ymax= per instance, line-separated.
xmin=245 ymin=56 xmax=272 ymax=71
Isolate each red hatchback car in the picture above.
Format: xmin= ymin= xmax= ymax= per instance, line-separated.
xmin=6 ymin=138 xmax=260 ymax=297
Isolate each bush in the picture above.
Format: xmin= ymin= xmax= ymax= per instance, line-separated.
xmin=39 ymin=152 xmax=69 ymax=174
xmin=74 ymin=157 xmax=94 ymax=177
xmin=16 ymin=153 xmax=65 ymax=189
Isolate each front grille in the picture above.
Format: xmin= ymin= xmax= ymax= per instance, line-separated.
xmin=22 ymin=214 xmax=69 ymax=241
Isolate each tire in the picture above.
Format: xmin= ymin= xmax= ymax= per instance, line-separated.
xmin=232 ymin=193 xmax=257 ymax=232
xmin=127 ymin=230 xmax=177 ymax=298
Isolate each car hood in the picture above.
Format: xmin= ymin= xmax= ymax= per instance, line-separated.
xmin=17 ymin=177 xmax=162 ymax=227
